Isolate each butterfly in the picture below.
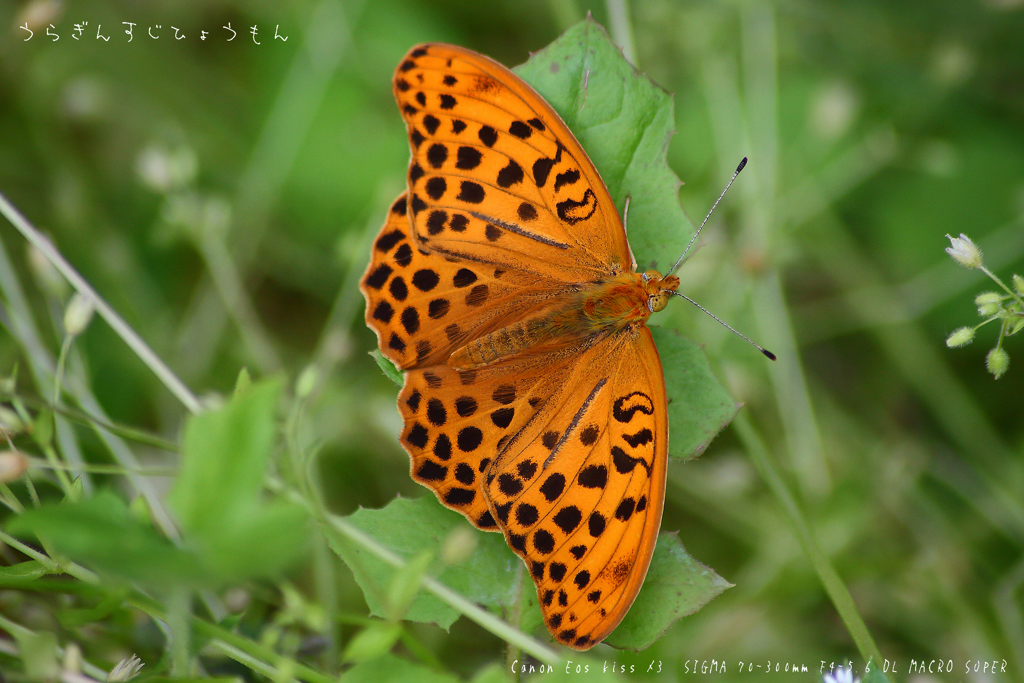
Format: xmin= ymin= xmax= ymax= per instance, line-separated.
xmin=361 ymin=43 xmax=683 ymax=650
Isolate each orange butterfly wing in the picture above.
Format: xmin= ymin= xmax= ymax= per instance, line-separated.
xmin=364 ymin=194 xmax=583 ymax=528
xmin=392 ymin=44 xmax=632 ymax=283
xmin=481 ymin=329 xmax=667 ymax=649
xmin=363 ymin=193 xmax=560 ymax=371
xmin=361 ymin=43 xmax=673 ymax=650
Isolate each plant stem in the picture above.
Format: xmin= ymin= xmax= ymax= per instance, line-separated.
xmin=605 ymin=0 xmax=637 ymax=67
xmin=981 ymin=266 xmax=1024 ymax=308
xmin=734 ymin=412 xmax=884 ymax=667
xmin=126 ymin=593 xmax=339 ymax=683
xmin=314 ymin=503 xmax=561 ymax=666
xmin=0 ymin=191 xmax=202 ymax=415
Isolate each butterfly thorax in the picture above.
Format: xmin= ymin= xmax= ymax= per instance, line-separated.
xmin=449 ymin=270 xmax=679 ymax=370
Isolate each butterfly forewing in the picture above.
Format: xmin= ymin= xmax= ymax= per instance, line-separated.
xmin=363 ymin=194 xmax=560 ymax=369
xmin=394 ymin=44 xmax=631 ymax=281
xmin=483 ymin=329 xmax=667 ymax=649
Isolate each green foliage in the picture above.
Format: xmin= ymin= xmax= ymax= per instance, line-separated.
xmin=331 ymin=493 xmax=729 ymax=651
xmin=10 ymin=628 xmax=59 ymax=681
xmin=0 ymin=560 xmax=48 ymax=584
xmin=8 ymin=380 xmax=308 ymax=593
xmin=370 ymin=349 xmax=404 ymax=387
xmin=329 ymin=495 xmax=539 ymax=631
xmin=339 ymin=653 xmax=462 ymax=683
xmin=341 ymin=620 xmax=404 ymax=663
xmin=169 ymin=379 xmax=310 ymax=582
xmin=1 ymin=0 xmax=1022 ymax=680
xmin=651 ymin=327 xmax=740 ymax=460
xmin=9 ymin=491 xmax=202 ymax=588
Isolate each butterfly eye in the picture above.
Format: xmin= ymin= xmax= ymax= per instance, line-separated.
xmin=649 ymin=293 xmax=670 ymax=313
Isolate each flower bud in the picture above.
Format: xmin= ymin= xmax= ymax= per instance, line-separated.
xmin=0 ymin=370 xmax=14 ymax=397
xmin=975 ymin=292 xmax=1002 ymax=317
xmin=986 ymin=347 xmax=1009 ymax=379
xmin=946 ymin=327 xmax=975 ymax=348
xmin=0 ymin=407 xmax=25 ymax=435
xmin=1014 ymin=274 xmax=1024 ymax=297
xmin=0 ymin=450 xmax=29 ymax=483
xmin=945 ymin=233 xmax=982 ymax=269
xmin=63 ymin=642 xmax=82 ymax=673
xmin=295 ymin=365 xmax=318 ymax=399
xmin=63 ymin=293 xmax=95 ymax=337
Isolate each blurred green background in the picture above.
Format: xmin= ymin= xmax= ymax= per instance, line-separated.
xmin=1 ymin=0 xmax=1023 ymax=680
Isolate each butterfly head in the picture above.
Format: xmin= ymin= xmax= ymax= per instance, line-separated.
xmin=641 ymin=271 xmax=680 ymax=313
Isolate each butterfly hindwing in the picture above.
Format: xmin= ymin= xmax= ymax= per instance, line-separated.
xmin=396 ymin=341 xmax=582 ymax=530
xmin=482 ymin=328 xmax=668 ymax=649
xmin=393 ymin=44 xmax=632 ymax=282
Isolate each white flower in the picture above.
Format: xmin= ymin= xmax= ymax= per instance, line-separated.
xmin=945 ymin=233 xmax=982 ymax=269
xmin=823 ymin=665 xmax=859 ymax=683
xmin=107 ymin=654 xmax=144 ymax=682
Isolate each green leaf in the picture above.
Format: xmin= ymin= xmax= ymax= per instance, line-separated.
xmin=169 ymin=379 xmax=281 ymax=532
xmin=329 ymin=495 xmax=540 ymax=632
xmin=12 ymin=628 xmax=58 ymax=681
xmin=370 ymin=349 xmax=403 ymax=386
xmin=341 ymin=620 xmax=403 ymax=663
xmin=652 ymin=327 xmax=741 ymax=461
xmin=514 ymin=17 xmax=694 ymax=275
xmin=169 ymin=379 xmax=309 ymax=581
xmin=7 ymin=490 xmax=203 ymax=587
xmin=385 ymin=550 xmax=434 ymax=620
xmin=604 ymin=532 xmax=731 ymax=650
xmin=233 ymin=366 xmax=252 ymax=395
xmin=339 ymin=653 xmax=461 ymax=683
xmin=0 ymin=560 xmax=48 ymax=584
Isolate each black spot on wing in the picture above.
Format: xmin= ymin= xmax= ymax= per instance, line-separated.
xmin=622 ymin=428 xmax=653 ymax=448
xmin=456 ymin=146 xmax=482 ymax=170
xmin=509 ymin=120 xmax=532 ymax=139
xmin=375 ymin=230 xmax=403 ymax=253
xmin=478 ymin=125 xmax=498 ymax=147
xmin=457 ymin=181 xmax=485 ymax=203
xmin=496 ymin=160 xmax=524 ymax=188
xmin=427 ymin=298 xmax=449 ymax=319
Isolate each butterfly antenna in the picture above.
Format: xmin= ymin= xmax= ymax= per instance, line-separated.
xmin=668 ymin=290 xmax=776 ymax=360
xmin=668 ymin=157 xmax=747 ymax=276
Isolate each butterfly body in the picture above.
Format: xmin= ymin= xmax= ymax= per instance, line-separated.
xmin=451 ymin=271 xmax=680 ymax=370
xmin=362 ymin=43 xmax=679 ymax=650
